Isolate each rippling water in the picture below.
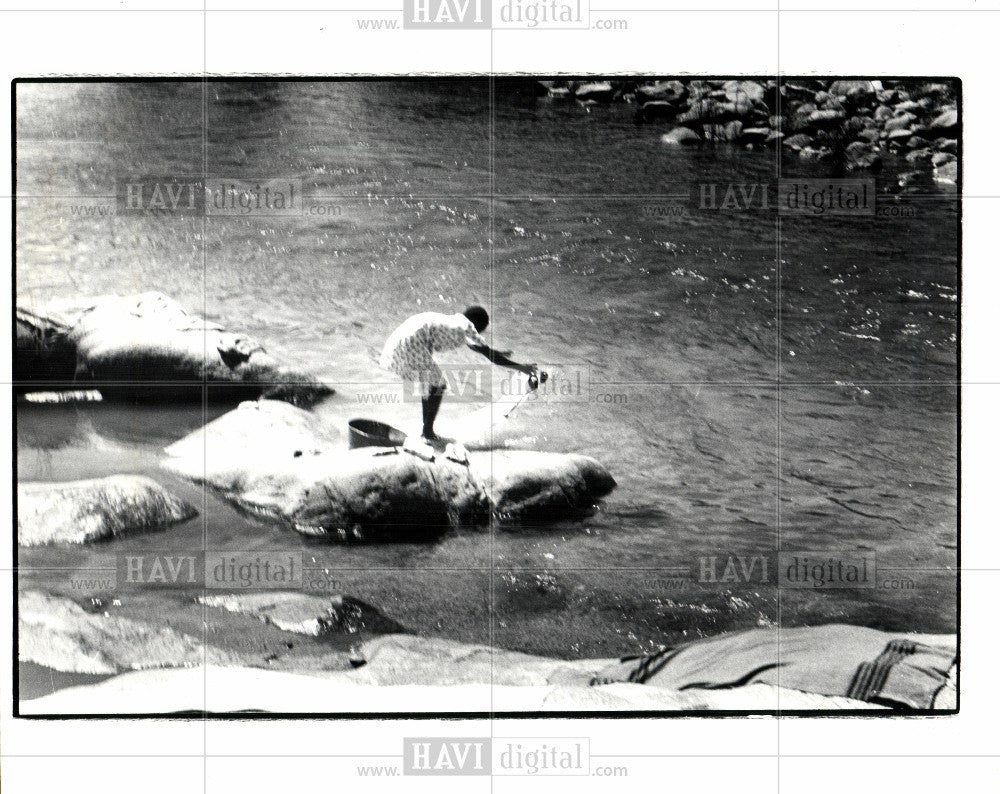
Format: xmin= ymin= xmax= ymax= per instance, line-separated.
xmin=16 ymin=80 xmax=958 ymax=660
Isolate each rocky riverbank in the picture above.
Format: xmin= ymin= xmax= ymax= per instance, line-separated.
xmin=19 ymin=588 xmax=956 ymax=714
xmin=538 ymin=78 xmax=959 ymax=186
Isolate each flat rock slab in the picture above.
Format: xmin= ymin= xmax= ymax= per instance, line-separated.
xmin=199 ymin=592 xmax=406 ymax=636
xmin=18 ymin=475 xmax=197 ymax=546
xmin=164 ymin=398 xmax=342 ymax=482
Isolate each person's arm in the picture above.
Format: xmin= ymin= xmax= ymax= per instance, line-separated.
xmin=467 ymin=342 xmax=535 ymax=376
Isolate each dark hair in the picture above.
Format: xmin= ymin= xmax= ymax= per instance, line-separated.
xmin=463 ymin=305 xmax=489 ymax=332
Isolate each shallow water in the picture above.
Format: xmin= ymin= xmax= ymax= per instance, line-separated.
xmin=15 ymin=80 xmax=958 ymax=660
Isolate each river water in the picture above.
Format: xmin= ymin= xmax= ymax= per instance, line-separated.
xmin=16 ymin=80 xmax=958 ymax=661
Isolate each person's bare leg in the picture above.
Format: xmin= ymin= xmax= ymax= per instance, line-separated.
xmin=421 ymin=384 xmax=446 ymax=440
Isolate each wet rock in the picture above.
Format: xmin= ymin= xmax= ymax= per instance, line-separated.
xmin=931 ymin=151 xmax=957 ymax=168
xmin=844 ymin=141 xmax=882 ymax=172
xmin=636 ymin=80 xmax=686 ymax=104
xmin=19 ymin=590 xmax=239 ymax=674
xmin=740 ymin=127 xmax=772 ymax=145
xmin=907 ymin=135 xmax=933 ymax=150
xmin=905 ymin=148 xmax=935 ymax=166
xmin=199 ymin=593 xmax=406 ymax=636
xmin=898 ymin=170 xmax=933 ymax=191
xmin=919 ymin=83 xmax=953 ymax=100
xmin=937 ymin=138 xmax=958 ymax=154
xmin=873 ymin=104 xmax=893 ymax=123
xmin=782 ymin=133 xmax=813 ymax=150
xmin=677 ymin=98 xmax=727 ymax=124
xmin=764 ymin=130 xmax=785 ymax=147
xmin=930 ymin=108 xmax=959 ymax=138
xmin=856 ymin=128 xmax=881 ymax=144
xmin=661 ymin=127 xmax=701 ymax=146
xmin=703 ymin=121 xmax=743 ymax=143
xmin=638 ymin=100 xmax=682 ymax=122
xmin=884 ymin=112 xmax=916 ymax=132
xmin=574 ymin=81 xmax=615 ymax=103
xmin=799 ymin=146 xmax=834 ymax=162
xmin=887 ymin=128 xmax=914 ymax=145
xmin=934 ymin=160 xmax=958 ymax=185
xmin=18 ymin=475 xmax=197 ymax=547
xmin=22 ymin=292 xmax=333 ymax=406
xmin=723 ymin=80 xmax=765 ymax=103
xmin=829 ymin=80 xmax=876 ymax=99
xmin=808 ymin=108 xmax=847 ymax=127
xmin=789 ymin=103 xmax=818 ymax=131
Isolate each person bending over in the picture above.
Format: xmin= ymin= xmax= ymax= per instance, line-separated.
xmin=379 ymin=305 xmax=536 ymax=441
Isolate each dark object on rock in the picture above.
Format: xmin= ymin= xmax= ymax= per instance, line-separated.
xmin=348 ymin=418 xmax=407 ymax=449
xmin=18 ymin=475 xmax=197 ymax=546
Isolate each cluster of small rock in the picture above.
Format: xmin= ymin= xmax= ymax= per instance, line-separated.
xmin=538 ymin=78 xmax=959 ymax=185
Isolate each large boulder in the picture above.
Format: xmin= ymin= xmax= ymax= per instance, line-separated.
xmin=163 ymin=400 xmax=616 ymax=540
xmin=475 ymin=450 xmax=617 ymax=520
xmin=16 ymin=292 xmax=333 ymax=405
xmin=17 ymin=475 xmax=197 ymax=546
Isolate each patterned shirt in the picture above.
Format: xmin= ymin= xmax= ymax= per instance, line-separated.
xmin=379 ymin=312 xmax=488 ymax=386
